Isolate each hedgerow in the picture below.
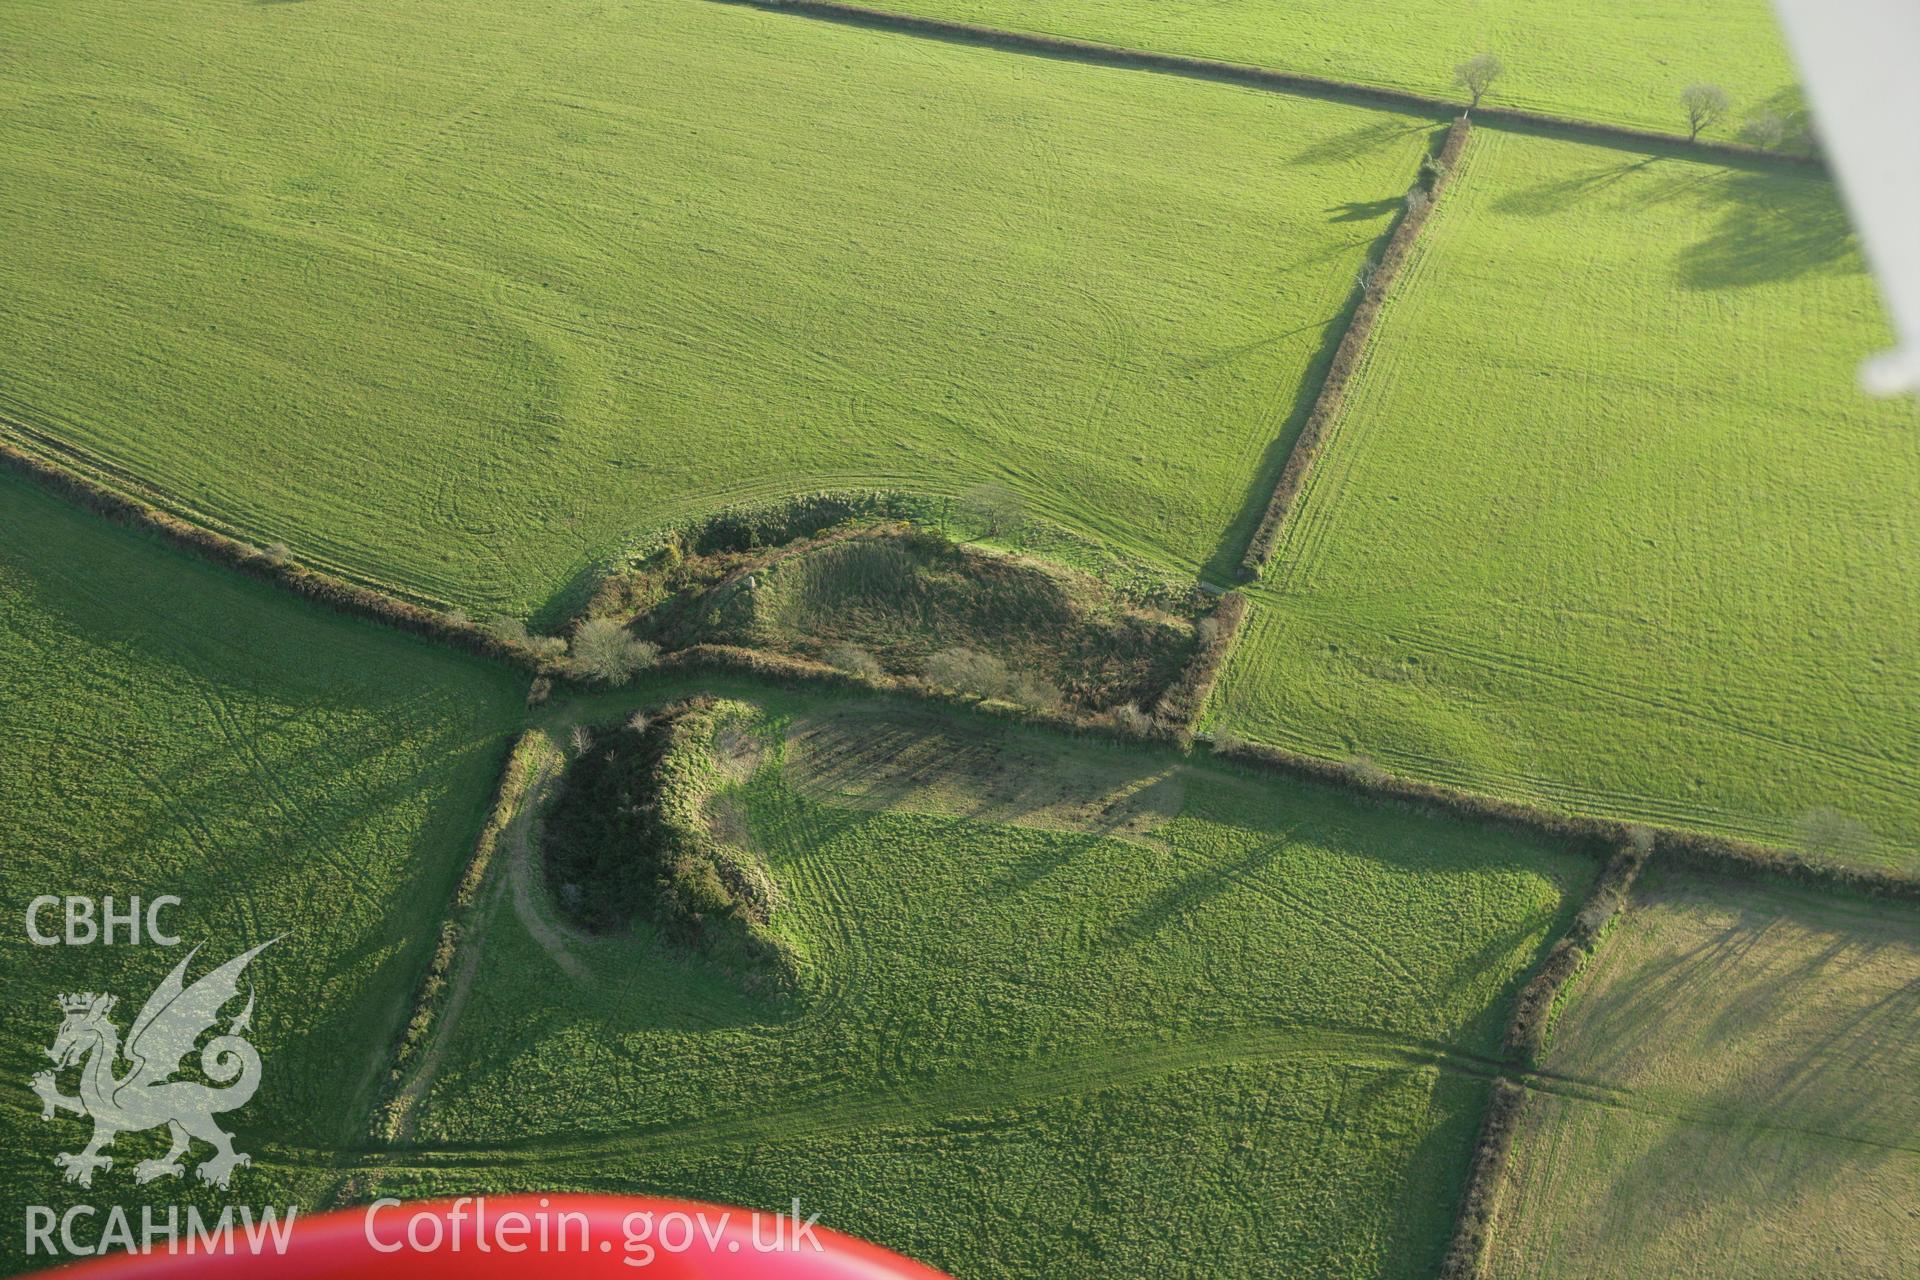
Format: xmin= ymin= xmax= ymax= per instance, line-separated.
xmin=373 ymin=729 xmax=551 ymax=1141
xmin=1240 ymin=115 xmax=1473 ymax=578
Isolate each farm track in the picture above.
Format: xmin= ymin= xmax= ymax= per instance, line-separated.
xmin=200 ymin=1011 xmax=1913 ymax=1183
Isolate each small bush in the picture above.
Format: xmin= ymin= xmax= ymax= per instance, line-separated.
xmin=1342 ymin=754 xmax=1388 ymax=787
xmin=924 ymin=646 xmax=1011 ymax=698
xmin=569 ymin=617 xmax=661 ymax=685
xmin=955 ymin=482 xmax=1026 ymax=542
xmin=1110 ymin=703 xmax=1153 ymax=736
xmin=1793 ymin=808 xmax=1877 ymax=865
xmin=568 ymin=724 xmax=593 ymax=757
xmin=1740 ymin=109 xmax=1788 ymax=150
xmin=1416 ymin=153 xmax=1448 ymax=191
xmin=824 ymin=644 xmax=885 ymax=679
xmin=526 ymin=676 xmax=553 ymax=707
xmin=1005 ymin=672 xmax=1064 ymax=711
xmin=627 ymin=710 xmax=651 ymax=735
xmin=262 ymin=541 xmax=292 ymax=567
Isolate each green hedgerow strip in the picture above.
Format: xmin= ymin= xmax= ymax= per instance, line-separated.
xmin=1436 ymin=1076 xmax=1527 ymax=1280
xmin=372 ymin=729 xmax=552 ymax=1142
xmin=0 ymin=431 xmax=550 ymax=671
xmin=1240 ymin=114 xmax=1474 ymax=578
xmin=1504 ymin=834 xmax=1651 ymax=1065
xmin=1152 ymin=590 xmax=1249 ymax=742
xmin=1210 ymin=736 xmax=1920 ymax=899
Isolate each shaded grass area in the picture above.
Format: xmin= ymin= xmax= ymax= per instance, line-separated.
xmin=0 ymin=472 xmax=526 ymax=1270
xmin=1488 ymin=868 xmax=1920 ymax=1278
xmin=380 ymin=687 xmax=1593 ymax=1277
xmin=1213 ymin=127 xmax=1920 ymax=863
xmin=0 ymin=0 xmax=1429 ymax=615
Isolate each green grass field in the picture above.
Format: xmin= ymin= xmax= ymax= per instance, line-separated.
xmin=377 ymin=691 xmax=1594 ymax=1276
xmin=1211 ymin=127 xmax=1920 ymax=863
xmin=848 ymin=0 xmax=1798 ymax=137
xmin=0 ymin=0 xmax=1439 ymax=617
xmin=0 ymin=473 xmax=526 ymax=1268
xmin=1488 ymin=869 xmax=1920 ymax=1277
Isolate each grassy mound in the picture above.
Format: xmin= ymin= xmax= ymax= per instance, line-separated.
xmin=603 ymin=524 xmax=1200 ymax=713
xmin=407 ymin=686 xmax=1595 ymax=1278
xmin=544 ymin=698 xmax=799 ymax=995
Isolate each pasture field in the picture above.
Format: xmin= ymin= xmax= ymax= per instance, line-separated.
xmin=1487 ymin=868 xmax=1920 ymax=1278
xmin=1210 ymin=127 xmax=1920 ymax=864
xmin=383 ymin=690 xmax=1595 ymax=1277
xmin=0 ymin=0 xmax=1437 ymax=618
xmin=847 ymin=0 xmax=1798 ymax=138
xmin=0 ymin=473 xmax=527 ymax=1265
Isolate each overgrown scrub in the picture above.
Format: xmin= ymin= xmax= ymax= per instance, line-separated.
xmin=595 ymin=521 xmax=1203 ymax=715
xmin=543 ymin=699 xmax=798 ymax=993
xmin=1240 ymin=116 xmax=1474 ymax=577
xmin=374 ymin=730 xmax=552 ymax=1141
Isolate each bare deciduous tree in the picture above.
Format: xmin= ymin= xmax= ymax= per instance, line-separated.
xmin=957 ymin=482 xmax=1025 ymax=541
xmin=1681 ymin=83 xmax=1730 ymax=141
xmin=1740 ymin=109 xmax=1787 ymax=149
xmin=824 ymin=644 xmax=885 ymax=679
xmin=568 ymin=617 xmax=660 ymax=685
xmin=1793 ymin=808 xmax=1877 ymax=865
xmin=1454 ymin=53 xmax=1504 ymax=110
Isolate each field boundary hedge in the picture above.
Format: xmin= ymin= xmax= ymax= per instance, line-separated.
xmin=1150 ymin=590 xmax=1248 ymax=735
xmin=1503 ymin=838 xmax=1649 ymax=1064
xmin=1438 ymin=839 xmax=1646 ymax=1279
xmin=1209 ymin=737 xmax=1920 ymax=899
xmin=1237 ymin=115 xmax=1473 ymax=578
xmin=744 ymin=0 xmax=1824 ymax=167
xmin=1436 ymin=1076 xmax=1526 ymax=1280
xmin=0 ymin=428 xmax=550 ymax=671
xmin=372 ymin=729 xmax=552 ymax=1143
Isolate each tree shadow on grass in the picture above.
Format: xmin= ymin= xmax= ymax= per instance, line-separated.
xmin=1667 ymin=169 xmax=1861 ymax=291
xmin=1492 ymin=156 xmax=1664 ymax=217
xmin=1494 ymin=152 xmax=1861 ymax=292
xmin=1326 ymin=196 xmax=1404 ymax=223
xmin=1287 ymin=119 xmax=1433 ymax=168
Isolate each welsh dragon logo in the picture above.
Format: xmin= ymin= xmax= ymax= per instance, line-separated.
xmin=29 ymin=941 xmax=274 ymax=1190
